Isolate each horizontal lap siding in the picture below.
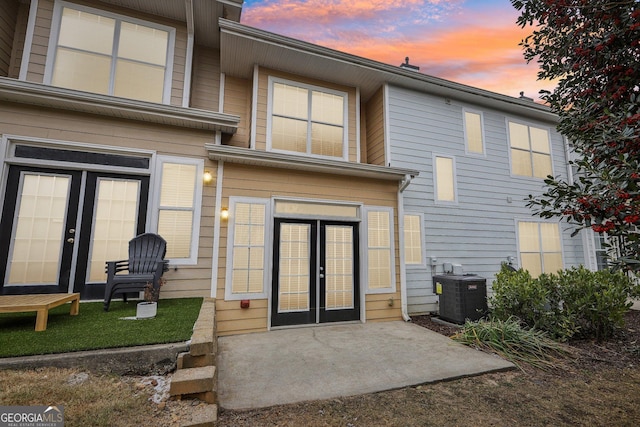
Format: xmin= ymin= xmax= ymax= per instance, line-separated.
xmin=222 ymin=75 xmax=251 ymax=147
xmin=190 ymin=46 xmax=220 ymax=111
xmin=0 ymin=102 xmax=217 ymax=300
xmin=26 ymin=0 xmax=52 ymax=83
xmin=0 ymin=0 xmax=18 ymax=77
xmin=8 ymin=2 xmax=28 ymax=79
xmin=365 ymin=86 xmax=385 ymax=166
xmin=387 ymin=86 xmax=585 ymax=315
xmin=215 ymin=163 xmax=403 ymax=335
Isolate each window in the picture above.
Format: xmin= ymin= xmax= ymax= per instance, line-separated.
xmin=404 ymin=214 xmax=423 ymax=265
xmin=153 ymin=157 xmax=203 ymax=264
xmin=268 ymin=78 xmax=347 ymax=159
xmin=509 ymin=121 xmax=552 ymax=178
xmin=365 ymin=207 xmax=395 ymax=293
xmin=518 ymin=221 xmax=563 ymax=277
xmin=225 ymin=198 xmax=269 ymax=299
xmin=434 ymin=155 xmax=456 ymax=202
xmin=47 ymin=2 xmax=174 ymax=103
xmin=464 ymin=110 xmax=484 ymax=154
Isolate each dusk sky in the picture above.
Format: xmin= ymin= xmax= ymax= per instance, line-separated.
xmin=241 ymin=0 xmax=556 ymax=100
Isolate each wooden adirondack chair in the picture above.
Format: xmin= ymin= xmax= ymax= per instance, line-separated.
xmin=103 ymin=233 xmax=168 ymax=311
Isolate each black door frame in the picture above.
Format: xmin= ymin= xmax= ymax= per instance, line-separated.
xmin=0 ymin=166 xmax=82 ymax=295
xmin=74 ymin=172 xmax=149 ymax=300
xmin=271 ymin=219 xmax=360 ymax=327
xmin=0 ymin=166 xmax=149 ymax=298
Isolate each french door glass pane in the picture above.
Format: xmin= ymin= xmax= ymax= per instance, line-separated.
xmin=8 ymin=174 xmax=70 ymax=285
xmin=88 ymin=178 xmax=140 ymax=282
xmin=325 ymin=225 xmax=354 ymax=310
xmin=278 ymin=223 xmax=310 ymax=312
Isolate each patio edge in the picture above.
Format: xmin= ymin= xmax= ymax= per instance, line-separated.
xmin=0 ymin=342 xmax=189 ymax=375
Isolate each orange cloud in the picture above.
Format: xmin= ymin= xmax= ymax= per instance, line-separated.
xmin=241 ymin=1 xmax=556 ymax=97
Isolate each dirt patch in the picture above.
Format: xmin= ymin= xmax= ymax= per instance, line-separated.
xmin=1 ymin=311 xmax=639 ymax=426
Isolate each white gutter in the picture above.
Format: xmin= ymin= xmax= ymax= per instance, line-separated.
xmin=398 ymin=174 xmax=413 ymax=321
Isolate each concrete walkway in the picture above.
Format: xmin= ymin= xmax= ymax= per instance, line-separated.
xmin=217 ymin=321 xmax=513 ymax=410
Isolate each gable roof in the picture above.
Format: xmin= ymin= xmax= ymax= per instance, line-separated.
xmin=219 ymin=19 xmax=558 ymax=124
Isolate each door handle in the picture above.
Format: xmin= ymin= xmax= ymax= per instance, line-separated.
xmin=319 ymin=273 xmax=325 ymax=279
xmin=67 ymin=238 xmax=74 ymax=243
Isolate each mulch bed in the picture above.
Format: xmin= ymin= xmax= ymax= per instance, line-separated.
xmin=411 ymin=310 xmax=640 ymax=372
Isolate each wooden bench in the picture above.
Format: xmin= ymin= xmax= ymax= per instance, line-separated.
xmin=0 ymin=293 xmax=80 ymax=331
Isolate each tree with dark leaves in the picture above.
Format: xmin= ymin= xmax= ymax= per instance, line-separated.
xmin=512 ymin=0 xmax=640 ymax=270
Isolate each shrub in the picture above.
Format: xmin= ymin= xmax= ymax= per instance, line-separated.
xmin=452 ymin=317 xmax=572 ymax=371
xmin=489 ymin=264 xmax=637 ymax=341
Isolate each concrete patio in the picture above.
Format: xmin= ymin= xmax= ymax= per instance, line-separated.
xmin=217 ymin=321 xmax=514 ymax=410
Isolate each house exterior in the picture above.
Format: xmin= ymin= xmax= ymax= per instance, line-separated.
xmin=384 ymin=85 xmax=593 ymax=314
xmin=0 ymin=0 xmax=595 ymax=334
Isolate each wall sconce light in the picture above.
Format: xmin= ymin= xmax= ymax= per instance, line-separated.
xmin=203 ymin=171 xmax=213 ymax=184
xmin=220 ymin=207 xmax=229 ymax=220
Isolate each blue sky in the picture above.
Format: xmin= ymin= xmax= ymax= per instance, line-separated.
xmin=241 ymin=0 xmax=555 ymax=99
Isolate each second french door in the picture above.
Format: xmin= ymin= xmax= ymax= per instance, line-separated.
xmin=271 ymin=219 xmax=360 ymax=327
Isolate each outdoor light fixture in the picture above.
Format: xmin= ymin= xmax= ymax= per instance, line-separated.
xmin=203 ymin=171 xmax=213 ymax=184
xmin=220 ymin=207 xmax=229 ymax=220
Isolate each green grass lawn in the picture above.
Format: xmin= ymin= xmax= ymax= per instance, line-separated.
xmin=0 ymin=297 xmax=202 ymax=358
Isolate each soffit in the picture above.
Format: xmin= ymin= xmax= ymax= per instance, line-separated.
xmin=0 ymin=77 xmax=240 ymax=133
xmin=96 ymin=0 xmax=243 ymax=47
xmin=219 ymin=20 xmax=558 ymax=123
xmin=206 ymin=144 xmax=419 ymax=181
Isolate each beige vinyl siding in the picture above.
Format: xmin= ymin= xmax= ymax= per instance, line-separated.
xmin=8 ymin=2 xmax=28 ymax=79
xmin=170 ymin=24 xmax=186 ymax=106
xmin=222 ymin=75 xmax=251 ymax=147
xmin=25 ymin=0 xmax=53 ymax=83
xmin=0 ymin=101 xmax=218 ymax=300
xmin=190 ymin=45 xmax=220 ymax=111
xmin=365 ymin=86 xmax=385 ymax=166
xmin=27 ymin=0 xmax=187 ymax=105
xmin=254 ymin=67 xmax=358 ymax=161
xmin=0 ymin=0 xmax=19 ymax=77
xmin=215 ymin=163 xmax=403 ymax=335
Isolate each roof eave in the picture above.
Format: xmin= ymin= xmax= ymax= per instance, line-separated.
xmin=0 ymin=77 xmax=240 ymax=134
xmin=205 ymin=144 xmax=419 ymax=181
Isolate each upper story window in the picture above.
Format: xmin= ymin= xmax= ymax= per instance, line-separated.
xmin=46 ymin=2 xmax=175 ymax=103
xmin=434 ymin=155 xmax=457 ymax=203
xmin=268 ymin=77 xmax=348 ymax=159
xmin=508 ymin=121 xmax=552 ymax=179
xmin=463 ymin=110 xmax=484 ymax=155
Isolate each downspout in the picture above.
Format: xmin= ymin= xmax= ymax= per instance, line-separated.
xmin=398 ymin=173 xmax=413 ymax=321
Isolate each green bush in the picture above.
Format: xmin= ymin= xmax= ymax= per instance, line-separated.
xmin=489 ymin=264 xmax=637 ymax=341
